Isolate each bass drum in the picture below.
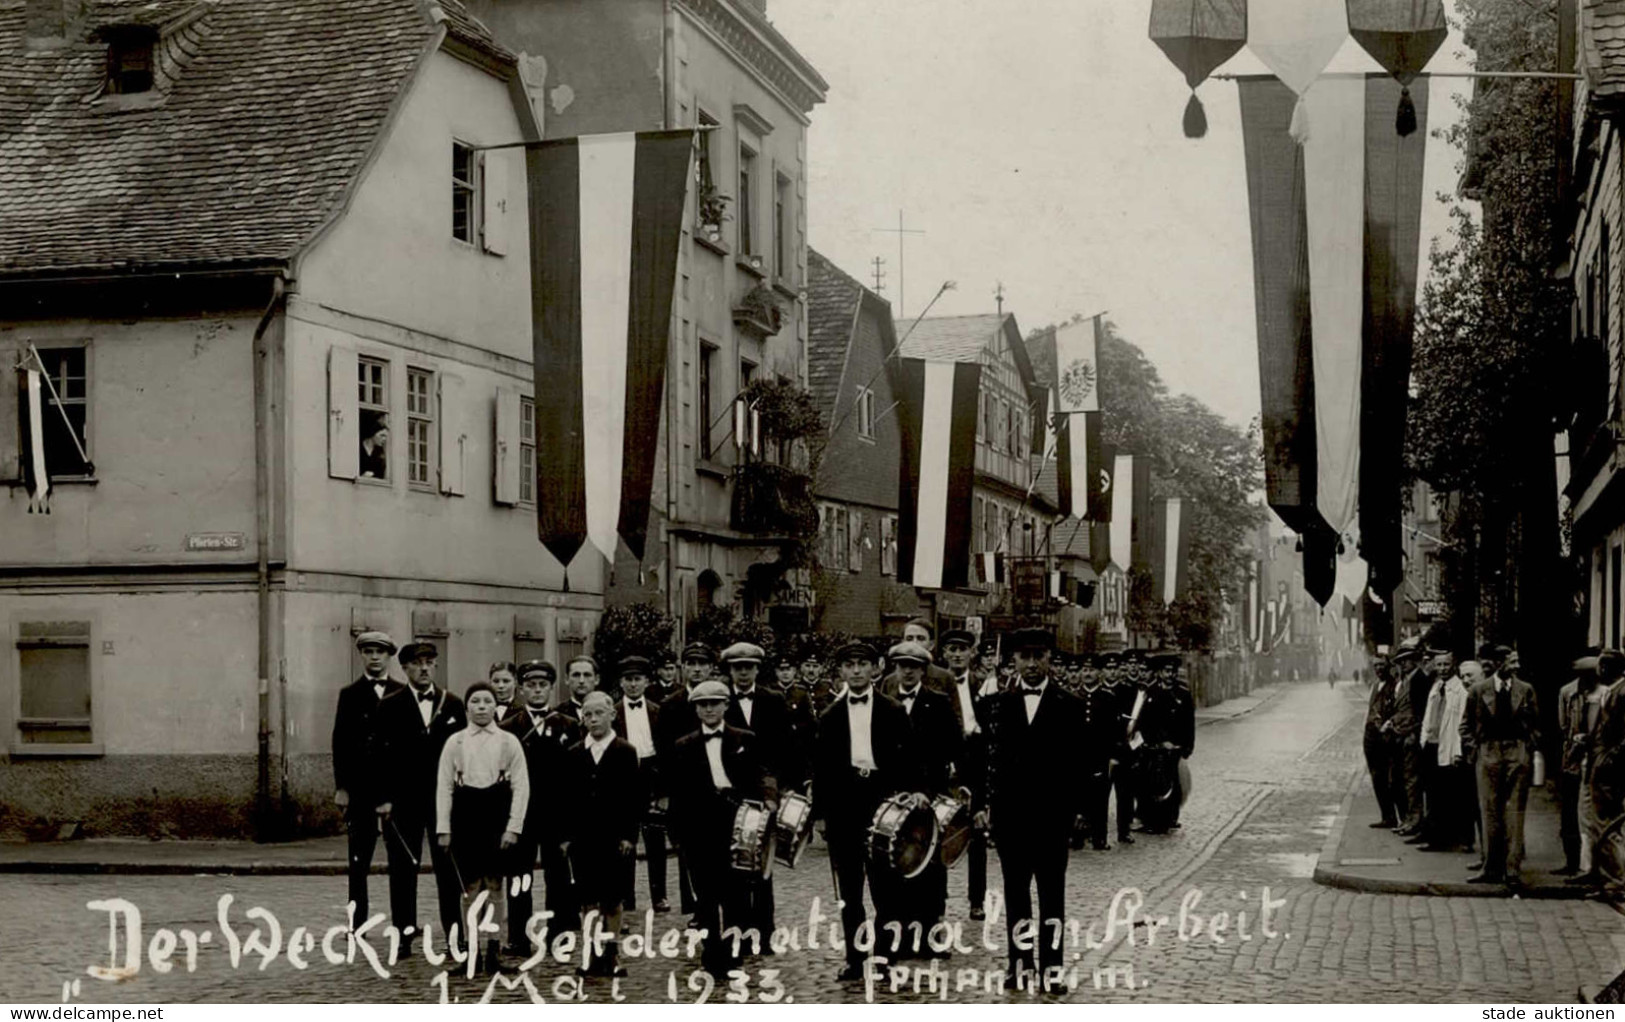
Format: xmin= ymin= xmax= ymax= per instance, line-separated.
xmin=1133 ymin=747 xmax=1183 ymax=833
xmin=1177 ymin=759 xmax=1192 ymax=807
xmin=868 ymin=793 xmax=938 ymax=879
xmin=730 ymin=800 xmax=776 ymax=879
xmin=931 ymin=792 xmax=974 ymax=868
xmin=772 ymin=791 xmax=815 ymax=869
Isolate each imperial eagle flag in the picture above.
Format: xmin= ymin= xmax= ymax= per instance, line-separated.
xmin=896 ymin=359 xmax=982 ymax=591
xmin=1053 ymin=316 xmax=1106 ymax=519
xmin=527 ymin=129 xmax=696 ymax=567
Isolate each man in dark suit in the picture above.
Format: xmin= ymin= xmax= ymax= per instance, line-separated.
xmin=978 ymin=627 xmax=1086 ymax=991
xmin=1139 ymin=653 xmax=1196 ymax=833
xmin=613 ymin=656 xmax=669 ymax=914
xmin=938 ymin=628 xmax=989 ymax=918
xmin=652 ymin=652 xmax=682 ymax=704
xmin=375 ymin=642 xmax=466 ymax=950
xmin=886 ymin=640 xmax=959 ymax=954
xmin=1076 ymin=657 xmax=1119 ymax=850
xmin=667 ymin=681 xmax=777 ymax=977
xmin=814 ymin=641 xmax=917 ymax=982
xmin=501 ymin=659 xmax=575 ymax=952
xmin=656 ymin=641 xmax=716 ymax=917
xmin=1107 ymin=656 xmax=1144 ymax=845
xmin=561 ymin=692 xmax=645 ymax=977
xmin=1364 ymin=652 xmax=1401 ymax=827
xmin=720 ymin=641 xmax=796 ymax=946
xmin=553 ymin=654 xmax=601 ymax=722
xmin=1460 ymin=646 xmax=1541 ymax=886
xmin=332 ymin=631 xmax=405 ymax=927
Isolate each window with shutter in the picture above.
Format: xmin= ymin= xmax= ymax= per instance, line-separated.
xmin=494 ymin=387 xmax=522 ymax=506
xmin=848 ymin=510 xmax=864 ymax=573
xmin=329 ymin=346 xmax=360 ymax=480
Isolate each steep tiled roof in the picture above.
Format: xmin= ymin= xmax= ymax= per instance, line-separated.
xmin=434 ymin=0 xmax=514 ymax=62
xmin=806 ymin=248 xmax=866 ymax=418
xmin=895 ymin=313 xmax=1006 ymax=362
xmin=1583 ymin=0 xmax=1625 ymax=106
xmin=0 ymin=0 xmax=501 ymax=277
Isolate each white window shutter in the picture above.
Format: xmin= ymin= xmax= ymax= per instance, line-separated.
xmin=438 ymin=373 xmax=466 ymax=496
xmin=849 ymin=510 xmax=864 ymax=573
xmin=494 ymin=386 xmax=521 ymax=505
xmin=328 ymin=345 xmax=359 ymax=480
xmin=0 ymin=340 xmax=20 ymax=483
xmin=481 ymin=152 xmax=508 ymax=256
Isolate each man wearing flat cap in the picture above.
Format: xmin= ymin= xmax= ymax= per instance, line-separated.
xmin=881 ymin=618 xmax=953 ymax=697
xmin=938 ymin=628 xmax=989 ymax=917
xmin=502 ymin=659 xmax=577 ymax=949
xmin=978 ymin=627 xmax=1086 ymax=991
xmin=668 ymin=680 xmax=776 ymax=977
xmin=814 ymin=640 xmax=917 ymax=981
xmin=656 ymin=642 xmax=719 ymax=917
xmin=1459 ymin=644 xmax=1540 ymax=886
xmin=332 ymin=631 xmax=405 ymax=927
xmin=721 ymin=641 xmax=796 ymax=940
xmin=887 ymin=640 xmax=959 ymax=949
xmin=375 ymin=641 xmax=466 ymax=950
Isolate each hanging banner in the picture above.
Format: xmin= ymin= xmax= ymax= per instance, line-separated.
xmin=1247 ymin=0 xmax=1349 ymax=143
xmin=1150 ymin=0 xmax=1249 ymax=138
xmin=896 ymin=358 xmax=982 ymax=591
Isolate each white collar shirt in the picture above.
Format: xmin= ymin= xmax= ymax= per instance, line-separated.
xmin=586 ymin=730 xmax=614 ymax=764
xmin=954 ymin=673 xmax=979 ymax=735
xmin=622 ymin=697 xmax=656 ymax=759
xmin=700 ymin=724 xmax=733 ymax=789
xmin=411 ymin=685 xmax=436 ymax=726
xmin=1021 ymin=679 xmax=1048 ymax=724
xmin=436 ymin=721 xmax=529 ymax=836
xmin=735 ymin=687 xmax=756 ymax=726
xmin=899 ymin=685 xmax=921 ymax=714
xmin=371 ymin=678 xmax=387 ymax=701
xmin=846 ymin=691 xmax=877 ymax=770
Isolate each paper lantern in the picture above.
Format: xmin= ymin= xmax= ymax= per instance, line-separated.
xmin=1248 ymin=0 xmax=1348 ymax=143
xmin=1346 ymin=0 xmax=1448 ymax=136
xmin=1149 ymin=0 xmax=1249 ymax=139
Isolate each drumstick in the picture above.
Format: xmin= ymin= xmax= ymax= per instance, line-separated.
xmin=385 ymin=818 xmax=420 ymax=869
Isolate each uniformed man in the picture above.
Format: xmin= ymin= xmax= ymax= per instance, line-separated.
xmin=939 ymin=628 xmax=988 ymax=918
xmin=1076 ymin=656 xmax=1118 ymax=850
xmin=332 ymin=631 xmax=405 ymax=927
xmin=977 ymin=628 xmax=1086 ymax=991
xmin=613 ymin=656 xmax=670 ymax=914
xmin=501 ymin=660 xmax=576 ymax=948
xmin=667 ymin=680 xmax=776 ymax=977
xmin=1137 ymin=653 xmax=1195 ymax=834
xmin=885 ymin=640 xmax=958 ymax=955
xmin=814 ymin=641 xmax=916 ymax=982
xmin=652 ymin=653 xmax=682 ymax=703
xmin=720 ymin=642 xmax=796 ymax=945
xmin=374 ymin=642 xmax=466 ymax=951
xmin=1110 ymin=653 xmax=1145 ymax=845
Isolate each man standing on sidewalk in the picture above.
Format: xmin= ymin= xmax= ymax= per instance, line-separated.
xmin=332 ymin=631 xmax=404 ymax=927
xmin=1389 ymin=645 xmax=1427 ymax=837
xmin=1557 ymin=654 xmax=1601 ymax=877
xmin=1364 ymin=651 xmax=1401 ymax=829
xmin=1460 ymin=647 xmax=1541 ymax=886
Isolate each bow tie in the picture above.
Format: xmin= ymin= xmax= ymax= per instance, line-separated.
xmin=848 ymin=694 xmax=870 ymax=705
xmin=627 ymin=699 xmax=644 ymax=709
xmin=737 ymin=691 xmax=754 ymax=699
xmin=1021 ymin=684 xmax=1045 ymax=695
xmin=900 ymin=689 xmax=920 ymax=700
xmin=415 ymin=689 xmax=436 ymax=703
xmin=703 ymin=731 xmax=724 ymax=742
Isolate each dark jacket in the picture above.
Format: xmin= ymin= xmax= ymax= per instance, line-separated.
xmin=1458 ymin=676 xmax=1541 ymax=762
xmin=667 ymin=725 xmax=776 ymax=851
xmin=724 ymin=685 xmax=801 ymax=788
xmin=1075 ymin=684 xmax=1120 ymax=766
xmin=983 ymin=678 xmax=1088 ymax=841
xmin=655 ymin=688 xmax=699 ymax=755
xmin=332 ymin=674 xmax=405 ymax=804
xmin=500 ymin=704 xmax=573 ymax=835
xmin=881 ymin=663 xmax=953 ymax=698
xmin=811 ymin=690 xmax=917 ymax=839
xmin=375 ymin=685 xmax=466 ymax=816
xmin=562 ymin=736 xmax=645 ymax=849
xmin=895 ymin=684 xmax=960 ymax=796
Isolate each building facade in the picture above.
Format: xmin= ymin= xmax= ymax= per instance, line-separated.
xmin=464 ymin=0 xmax=827 ymax=635
xmin=0 ymin=0 xmax=607 ymax=838
xmin=804 ymin=250 xmax=919 ymax=637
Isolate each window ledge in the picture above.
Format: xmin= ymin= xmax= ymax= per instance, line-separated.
xmin=697 ymin=459 xmax=730 ymax=480
xmin=695 ymin=233 xmax=730 ymax=258
xmin=10 ymin=743 xmax=104 ymax=758
xmin=6 ymin=476 xmax=97 ymax=488
xmin=736 ymin=257 xmax=768 ymax=280
xmin=855 ymin=434 xmax=876 ymax=445
xmin=772 ymin=280 xmax=800 ymax=302
xmin=356 ymin=476 xmax=392 ymax=488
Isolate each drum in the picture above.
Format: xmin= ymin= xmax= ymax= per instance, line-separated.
xmin=1177 ymin=759 xmax=1192 ymax=807
xmin=931 ymin=791 xmax=974 ymax=868
xmin=772 ymin=791 xmax=815 ymax=868
xmin=730 ymin=800 xmax=775 ymax=879
xmin=868 ymin=793 xmax=938 ymax=879
xmin=646 ymin=793 xmax=672 ymax=830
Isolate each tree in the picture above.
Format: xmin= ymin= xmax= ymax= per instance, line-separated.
xmin=593 ymin=603 xmax=677 ymax=685
xmin=1407 ymin=0 xmax=1570 ymax=667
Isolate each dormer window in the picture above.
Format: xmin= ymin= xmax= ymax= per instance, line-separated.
xmin=99 ymin=25 xmax=158 ymax=95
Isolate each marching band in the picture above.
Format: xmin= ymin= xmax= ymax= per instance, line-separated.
xmin=332 ymin=627 xmax=1198 ymax=993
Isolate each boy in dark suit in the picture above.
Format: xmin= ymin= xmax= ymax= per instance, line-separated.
xmin=886 ymin=640 xmax=959 ymax=955
xmin=332 ymin=631 xmax=405 ymax=927
xmin=668 ymin=681 xmax=776 ymax=977
xmin=501 ymin=660 xmax=574 ymax=952
xmin=978 ymin=628 xmax=1086 ymax=991
xmin=562 ymin=691 xmax=645 ymax=977
xmin=375 ymin=642 xmax=465 ymax=951
xmin=814 ymin=641 xmax=917 ymax=982
xmin=613 ymin=656 xmax=669 ymax=914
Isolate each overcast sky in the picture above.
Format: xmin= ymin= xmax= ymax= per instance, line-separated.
xmin=770 ymin=1 xmax=1475 ymax=429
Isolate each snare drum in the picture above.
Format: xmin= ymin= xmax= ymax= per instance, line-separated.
xmin=867 ymin=793 xmax=939 ymax=879
xmin=931 ymin=792 xmax=973 ymax=868
xmin=730 ymin=800 xmax=776 ymax=879
xmin=772 ymin=791 xmax=815 ymax=868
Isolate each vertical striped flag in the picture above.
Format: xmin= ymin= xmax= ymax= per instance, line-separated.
xmin=526 ymin=129 xmax=696 ymax=567
xmin=1162 ymin=497 xmax=1191 ymax=604
xmin=896 ymin=358 xmax=982 ymax=591
xmin=1109 ymin=453 xmax=1135 ymax=571
xmin=23 ymin=368 xmax=49 ymax=514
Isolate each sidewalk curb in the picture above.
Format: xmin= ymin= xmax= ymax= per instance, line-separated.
xmin=1311 ymin=768 xmax=1589 ymax=900
xmin=1195 ymin=682 xmax=1288 ymax=728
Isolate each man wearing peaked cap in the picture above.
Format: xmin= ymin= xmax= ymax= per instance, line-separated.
xmin=332 ymin=630 xmax=405 ymax=927
xmin=721 ymin=640 xmax=795 ymax=942
xmin=667 ymin=678 xmax=776 ymax=977
xmin=937 ymin=627 xmax=989 ymax=918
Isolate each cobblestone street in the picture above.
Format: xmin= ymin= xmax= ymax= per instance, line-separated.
xmin=4 ymin=681 xmax=1622 ymax=1004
